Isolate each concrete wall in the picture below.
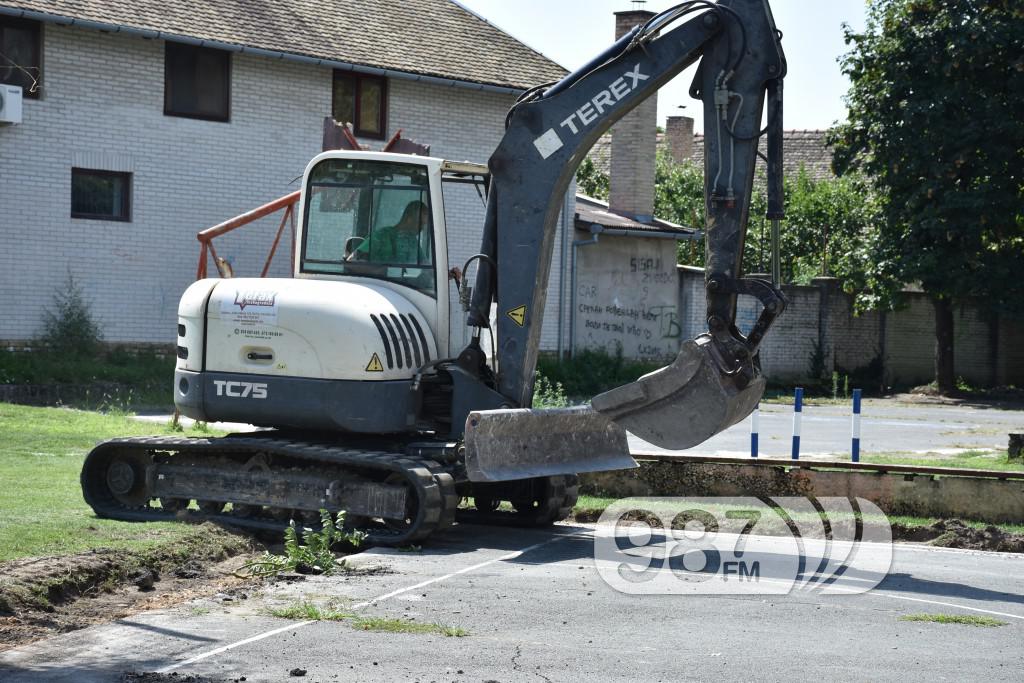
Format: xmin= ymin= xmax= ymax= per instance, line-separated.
xmin=679 ymin=266 xmax=829 ymax=379
xmin=678 ymin=267 xmax=1023 ymax=387
xmin=573 ymin=234 xmax=681 ymax=361
xmin=0 ymin=22 xmax=572 ymax=353
xmin=581 ymin=460 xmax=1024 ymax=523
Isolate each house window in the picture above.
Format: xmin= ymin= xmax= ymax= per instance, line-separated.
xmin=0 ymin=17 xmax=42 ymax=98
xmin=164 ymin=42 xmax=230 ymax=121
xmin=332 ymin=72 xmax=387 ymax=139
xmin=71 ymin=169 xmax=132 ymax=222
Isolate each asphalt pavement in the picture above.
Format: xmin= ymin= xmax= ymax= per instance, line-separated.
xmin=628 ymin=398 xmax=1021 ymax=459
xmin=2 ymin=522 xmax=1021 ymax=682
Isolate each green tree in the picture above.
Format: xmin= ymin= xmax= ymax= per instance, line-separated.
xmin=654 ymin=154 xmax=706 ymax=267
xmin=829 ymin=0 xmax=1024 ymax=393
xmin=653 ymin=152 xmax=880 ymax=289
xmin=575 ymin=157 xmax=609 ymax=200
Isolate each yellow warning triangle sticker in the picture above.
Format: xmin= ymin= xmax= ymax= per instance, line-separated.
xmin=365 ymin=353 xmax=384 ymax=372
xmin=506 ymin=305 xmax=527 ymax=327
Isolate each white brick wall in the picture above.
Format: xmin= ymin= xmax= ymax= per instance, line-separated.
xmin=0 ymin=23 xmax=571 ymax=353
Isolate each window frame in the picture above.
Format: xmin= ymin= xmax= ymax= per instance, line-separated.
xmin=300 ymin=158 xmax=436 ymax=297
xmin=332 ymin=71 xmax=387 ymax=140
xmin=163 ymin=41 xmax=231 ymax=122
xmin=0 ymin=16 xmax=42 ymax=99
xmin=70 ymin=168 xmax=133 ymax=222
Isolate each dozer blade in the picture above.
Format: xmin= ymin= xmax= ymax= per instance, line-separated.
xmin=591 ymin=335 xmax=764 ymax=450
xmin=464 ymin=405 xmax=636 ymax=482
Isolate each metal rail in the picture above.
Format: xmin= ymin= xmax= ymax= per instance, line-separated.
xmin=196 ymin=191 xmax=299 ymax=279
xmin=630 ymin=451 xmax=1024 ymax=481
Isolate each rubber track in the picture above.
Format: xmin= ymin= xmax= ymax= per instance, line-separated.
xmin=81 ymin=435 xmax=458 ymax=546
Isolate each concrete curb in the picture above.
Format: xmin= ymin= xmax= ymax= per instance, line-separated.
xmin=581 ymin=458 xmax=1024 ymax=523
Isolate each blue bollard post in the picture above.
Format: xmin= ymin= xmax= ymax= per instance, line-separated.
xmin=791 ymin=387 xmax=803 ymax=460
xmin=851 ymin=388 xmax=862 ymax=462
xmin=750 ymin=404 xmax=760 ymax=458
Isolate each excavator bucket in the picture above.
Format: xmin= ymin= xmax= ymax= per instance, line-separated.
xmin=591 ymin=335 xmax=764 ymax=450
xmin=462 ymin=335 xmax=763 ymax=482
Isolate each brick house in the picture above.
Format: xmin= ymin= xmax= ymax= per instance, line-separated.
xmin=0 ymin=0 xmax=574 ymax=352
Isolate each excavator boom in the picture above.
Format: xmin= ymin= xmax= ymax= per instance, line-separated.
xmin=463 ymin=0 xmax=788 ymax=478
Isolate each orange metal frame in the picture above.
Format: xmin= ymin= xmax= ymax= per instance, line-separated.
xmin=196 ymin=190 xmax=300 ymax=279
xmin=194 ymin=127 xmax=426 ymax=280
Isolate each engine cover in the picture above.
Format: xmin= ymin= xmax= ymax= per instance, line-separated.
xmin=194 ymin=277 xmax=437 ymax=381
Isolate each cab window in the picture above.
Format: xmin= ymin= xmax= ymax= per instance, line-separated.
xmin=302 ymin=159 xmax=435 ymax=296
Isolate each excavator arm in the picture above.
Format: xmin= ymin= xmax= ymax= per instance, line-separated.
xmin=460 ymin=0 xmax=788 ymax=479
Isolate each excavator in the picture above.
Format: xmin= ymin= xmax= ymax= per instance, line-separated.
xmin=81 ymin=0 xmax=788 ymax=545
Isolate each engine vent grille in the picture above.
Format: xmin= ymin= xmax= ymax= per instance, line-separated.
xmin=370 ymin=313 xmax=431 ymax=370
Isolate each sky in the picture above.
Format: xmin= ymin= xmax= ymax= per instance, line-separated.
xmin=456 ymin=0 xmax=868 ymax=133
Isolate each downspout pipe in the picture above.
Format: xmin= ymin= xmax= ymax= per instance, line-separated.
xmin=557 ymin=191 xmax=571 ymax=360
xmin=568 ymin=226 xmax=602 ymax=359
xmin=0 ymin=6 xmax=524 ymax=95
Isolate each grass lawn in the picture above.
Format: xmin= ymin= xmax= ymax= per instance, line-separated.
xmin=861 ymin=449 xmax=1023 ymax=472
xmin=0 ymin=402 xmax=218 ymax=562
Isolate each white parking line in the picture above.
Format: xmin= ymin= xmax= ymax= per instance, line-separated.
xmin=867 ymin=591 xmax=1024 ymax=621
xmin=156 ymin=530 xmax=579 ymax=674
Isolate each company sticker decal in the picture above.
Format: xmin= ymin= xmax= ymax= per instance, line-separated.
xmin=222 ymin=289 xmax=278 ymax=329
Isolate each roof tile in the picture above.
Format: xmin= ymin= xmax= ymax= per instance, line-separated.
xmin=0 ymin=0 xmax=567 ymax=90
xmin=588 ymin=129 xmax=835 ymax=181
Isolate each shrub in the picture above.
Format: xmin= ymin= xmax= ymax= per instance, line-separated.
xmin=240 ymin=510 xmax=365 ymax=577
xmin=39 ymin=272 xmax=103 ymax=357
xmin=536 ymin=347 xmax=663 ymax=399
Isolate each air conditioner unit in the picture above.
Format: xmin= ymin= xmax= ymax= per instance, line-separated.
xmin=0 ymin=85 xmax=23 ymax=124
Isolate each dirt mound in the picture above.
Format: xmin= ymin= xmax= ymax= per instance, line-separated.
xmin=905 ymin=518 xmax=1024 ymax=552
xmin=0 ymin=524 xmax=259 ymax=651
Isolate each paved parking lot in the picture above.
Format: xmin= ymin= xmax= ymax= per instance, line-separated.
xmin=630 ymin=398 xmax=1023 ymax=459
xmin=3 ymin=521 xmax=1021 ymax=682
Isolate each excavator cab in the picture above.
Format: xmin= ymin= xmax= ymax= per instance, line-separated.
xmin=299 ymin=155 xmax=439 ymax=297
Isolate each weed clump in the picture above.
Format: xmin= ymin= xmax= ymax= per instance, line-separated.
xmin=240 ymin=510 xmax=365 ymax=577
xmin=536 ymin=348 xmax=662 ymax=400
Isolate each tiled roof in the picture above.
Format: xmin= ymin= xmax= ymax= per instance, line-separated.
xmin=0 ymin=0 xmax=567 ymax=90
xmin=689 ymin=130 xmax=834 ymax=181
xmin=587 ymin=129 xmax=835 ymax=181
xmin=575 ymin=194 xmax=698 ymax=237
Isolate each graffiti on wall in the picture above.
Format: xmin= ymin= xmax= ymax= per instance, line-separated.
xmin=574 ymin=239 xmax=681 ymax=360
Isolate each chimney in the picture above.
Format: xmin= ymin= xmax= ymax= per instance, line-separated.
xmin=609 ymin=9 xmax=656 ymax=224
xmin=666 ymin=115 xmax=695 ymax=164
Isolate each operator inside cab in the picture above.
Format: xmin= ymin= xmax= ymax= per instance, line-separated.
xmin=301 ymin=158 xmax=436 ymax=296
xmin=349 ymin=199 xmax=432 ymax=265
